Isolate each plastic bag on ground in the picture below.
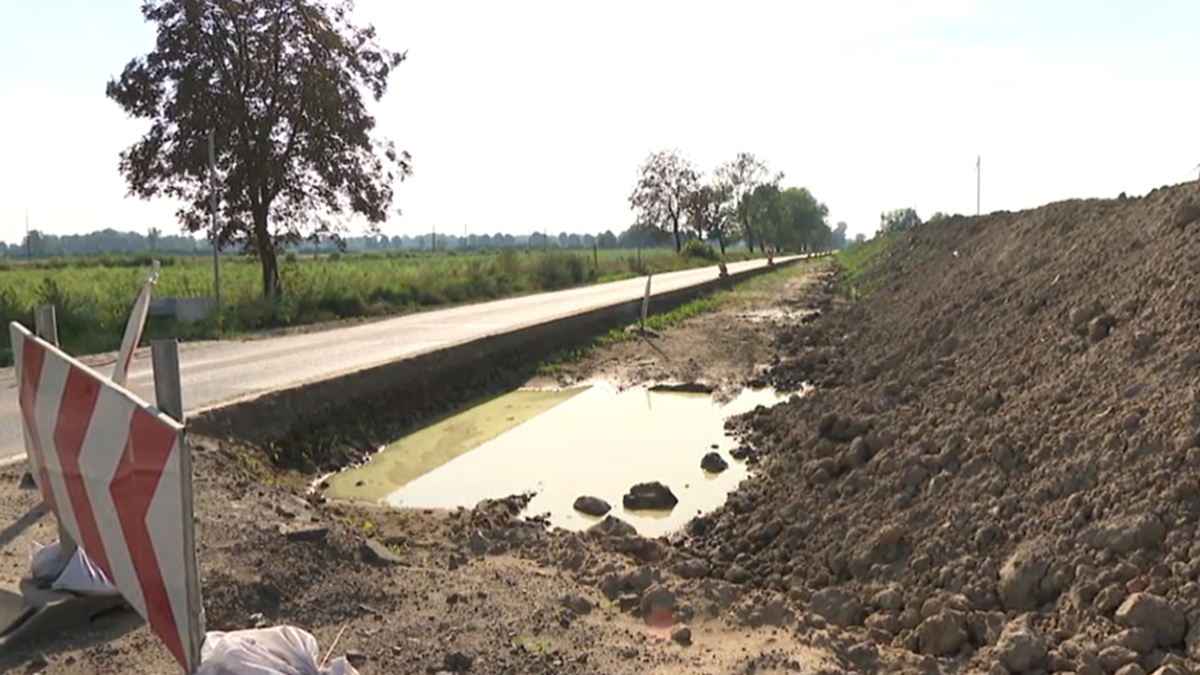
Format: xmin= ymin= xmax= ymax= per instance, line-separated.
xmin=28 ymin=541 xmax=119 ymax=596
xmin=197 ymin=626 xmax=360 ymax=675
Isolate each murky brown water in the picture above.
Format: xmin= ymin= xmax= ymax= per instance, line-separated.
xmin=326 ymin=382 xmax=790 ymax=537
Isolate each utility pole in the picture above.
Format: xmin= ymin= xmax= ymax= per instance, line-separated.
xmin=975 ymin=155 xmax=981 ymax=217
xmin=208 ymin=131 xmax=222 ymax=314
xmin=24 ymin=210 xmax=30 ymax=262
xmin=430 ymin=224 xmax=436 ymax=253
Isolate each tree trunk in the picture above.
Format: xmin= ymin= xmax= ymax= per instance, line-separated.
xmin=672 ymin=220 xmax=682 ymax=252
xmin=252 ymin=206 xmax=279 ymax=298
xmin=717 ymin=232 xmax=727 ymax=255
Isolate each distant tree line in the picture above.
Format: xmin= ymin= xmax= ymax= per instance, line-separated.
xmin=0 ymin=223 xmax=724 ymax=261
xmin=877 ymin=208 xmax=959 ymax=235
xmin=629 ymin=149 xmax=848 ymax=254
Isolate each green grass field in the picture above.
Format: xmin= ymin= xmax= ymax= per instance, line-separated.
xmin=0 ymin=247 xmax=760 ymax=366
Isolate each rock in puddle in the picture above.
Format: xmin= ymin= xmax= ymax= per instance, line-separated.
xmin=572 ymin=495 xmax=611 ymax=517
xmin=623 ymin=481 xmax=678 ymax=510
xmin=650 ymin=382 xmax=714 ymax=394
xmin=701 ymin=451 xmax=729 ymax=473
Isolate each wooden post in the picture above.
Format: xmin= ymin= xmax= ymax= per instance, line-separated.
xmin=33 ymin=305 xmax=77 ymax=570
xmin=640 ymin=274 xmax=652 ymax=330
xmin=151 ymin=339 xmax=205 ymax=670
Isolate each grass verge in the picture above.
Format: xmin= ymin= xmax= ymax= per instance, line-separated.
xmin=537 ymin=259 xmax=821 ymax=374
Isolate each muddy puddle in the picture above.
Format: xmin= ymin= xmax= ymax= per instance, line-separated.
xmin=326 ymin=383 xmax=792 ymax=537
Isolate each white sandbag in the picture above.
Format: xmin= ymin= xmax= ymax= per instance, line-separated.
xmin=29 ymin=540 xmax=64 ymax=583
xmin=28 ymin=541 xmax=119 ymax=596
xmin=197 ymin=626 xmax=360 ymax=675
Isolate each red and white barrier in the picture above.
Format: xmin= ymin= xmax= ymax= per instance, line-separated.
xmin=9 ymin=322 xmax=203 ymax=672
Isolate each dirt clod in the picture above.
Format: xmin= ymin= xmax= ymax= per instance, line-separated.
xmin=1172 ymin=203 xmax=1200 ymax=228
xmin=670 ymin=623 xmax=693 ymax=646
xmin=994 ymin=618 xmax=1047 ymax=674
xmin=1115 ymin=593 xmax=1186 ymax=647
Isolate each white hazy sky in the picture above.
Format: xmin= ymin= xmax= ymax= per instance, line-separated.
xmin=1 ymin=0 xmax=1199 ymax=245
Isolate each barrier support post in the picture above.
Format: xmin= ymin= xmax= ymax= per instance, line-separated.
xmin=151 ymin=339 xmax=206 ymax=670
xmin=33 ymin=305 xmax=78 ymax=568
xmin=151 ymin=340 xmax=184 ymax=422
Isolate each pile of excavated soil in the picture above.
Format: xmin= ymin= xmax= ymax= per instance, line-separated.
xmin=675 ymin=182 xmax=1200 ymax=674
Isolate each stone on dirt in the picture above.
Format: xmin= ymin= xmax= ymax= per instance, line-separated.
xmin=994 ymin=618 xmax=1046 ymax=674
xmin=572 ymin=495 xmax=611 ymax=517
xmin=1114 ymin=593 xmax=1185 ymax=647
xmin=442 ymin=650 xmax=474 ymax=673
xmin=997 ymin=543 xmax=1052 ymax=611
xmin=359 ymin=539 xmax=403 ymax=566
xmin=588 ymin=515 xmax=637 ymax=537
xmin=467 ymin=530 xmax=490 ymax=555
xmin=622 ymin=481 xmax=678 ymax=511
xmin=671 ymin=624 xmax=692 ymax=646
xmin=671 ymin=558 xmax=711 ymax=579
xmin=916 ymin=610 xmax=968 ymax=656
xmin=278 ymin=522 xmax=328 ymax=543
xmin=1172 ymin=203 xmax=1200 ymax=228
xmin=640 ymin=584 xmax=676 ymax=616
xmin=700 ymin=451 xmax=729 ymax=473
xmin=808 ymin=587 xmax=863 ymax=628
xmin=559 ymin=594 xmax=593 ymax=616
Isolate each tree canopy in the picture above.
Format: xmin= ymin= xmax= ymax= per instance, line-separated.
xmin=106 ymin=0 xmax=411 ymax=297
xmin=879 ymin=207 xmax=923 ymax=234
xmin=628 ymin=149 xmax=841 ymax=255
xmin=628 ymin=149 xmax=700 ymax=253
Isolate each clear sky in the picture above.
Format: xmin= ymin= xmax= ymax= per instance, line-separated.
xmin=1 ymin=0 xmax=1198 ymax=245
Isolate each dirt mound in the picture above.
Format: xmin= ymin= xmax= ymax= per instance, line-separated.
xmin=677 ymin=183 xmax=1200 ymax=673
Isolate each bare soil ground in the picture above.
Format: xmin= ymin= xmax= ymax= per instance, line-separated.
xmin=678 ymin=184 xmax=1200 ymax=675
xmin=0 ymin=262 xmax=915 ymax=674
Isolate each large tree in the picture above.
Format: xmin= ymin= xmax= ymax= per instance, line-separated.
xmin=713 ymin=152 xmax=778 ymax=252
xmin=684 ymin=183 xmax=735 ymax=254
xmin=629 ymin=149 xmax=699 ymax=252
xmin=777 ymin=186 xmax=830 ymax=251
xmin=745 ymin=183 xmax=785 ymax=250
xmin=106 ymin=0 xmax=412 ymax=297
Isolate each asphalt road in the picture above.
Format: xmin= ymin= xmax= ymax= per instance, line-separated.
xmin=0 ymin=256 xmax=801 ymax=461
